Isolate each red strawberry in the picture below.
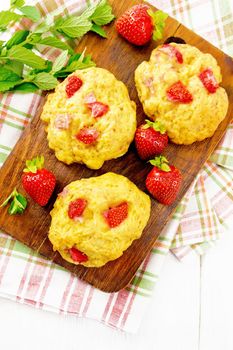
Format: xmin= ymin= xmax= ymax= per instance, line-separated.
xmin=76 ymin=127 xmax=99 ymax=144
xmin=104 ymin=202 xmax=128 ymax=228
xmin=199 ymin=68 xmax=219 ymax=93
xmin=159 ymin=44 xmax=183 ymax=64
xmin=116 ymin=5 xmax=168 ymax=46
xmin=135 ymin=119 xmax=168 ymax=160
xmin=22 ymin=156 xmax=56 ymax=206
xmin=68 ymin=198 xmax=87 ymax=219
xmin=146 ymin=156 xmax=182 ymax=205
xmin=69 ymin=247 xmax=88 ymax=263
xmin=87 ymin=101 xmax=109 ymax=118
xmin=65 ymin=76 xmax=83 ymax=98
xmin=166 ymin=81 xmax=193 ymax=103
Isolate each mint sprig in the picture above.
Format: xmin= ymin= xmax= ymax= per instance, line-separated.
xmin=0 ymin=0 xmax=115 ymax=93
xmin=0 ymin=188 xmax=27 ymax=215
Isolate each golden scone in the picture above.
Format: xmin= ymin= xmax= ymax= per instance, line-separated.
xmin=41 ymin=67 xmax=136 ymax=169
xmin=49 ymin=173 xmax=151 ymax=267
xmin=135 ymin=43 xmax=229 ymax=144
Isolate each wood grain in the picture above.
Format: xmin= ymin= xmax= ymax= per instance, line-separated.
xmin=0 ymin=0 xmax=232 ymax=292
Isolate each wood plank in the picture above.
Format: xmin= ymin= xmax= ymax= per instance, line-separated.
xmin=0 ymin=0 xmax=232 ymax=292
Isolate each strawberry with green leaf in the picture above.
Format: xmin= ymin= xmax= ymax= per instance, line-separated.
xmin=146 ymin=156 xmax=182 ymax=205
xmin=0 ymin=188 xmax=27 ymax=215
xmin=22 ymin=156 xmax=56 ymax=206
xmin=135 ymin=119 xmax=168 ymax=160
xmin=116 ymin=4 xmax=168 ymax=46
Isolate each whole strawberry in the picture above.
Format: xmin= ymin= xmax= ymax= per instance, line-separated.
xmin=22 ymin=156 xmax=56 ymax=206
xmin=146 ymin=156 xmax=182 ymax=205
xmin=116 ymin=5 xmax=168 ymax=46
xmin=135 ymin=119 xmax=168 ymax=160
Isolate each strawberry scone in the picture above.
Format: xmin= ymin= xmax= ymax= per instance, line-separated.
xmin=41 ymin=67 xmax=136 ymax=169
xmin=49 ymin=173 xmax=151 ymax=267
xmin=135 ymin=43 xmax=229 ymax=144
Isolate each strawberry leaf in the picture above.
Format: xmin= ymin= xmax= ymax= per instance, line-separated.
xmin=148 ymin=9 xmax=168 ymax=41
xmin=145 ymin=119 xmax=166 ymax=134
xmin=24 ymin=155 xmax=44 ymax=173
xmin=149 ymin=155 xmax=171 ymax=171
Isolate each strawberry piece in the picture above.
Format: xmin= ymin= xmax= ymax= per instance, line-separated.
xmin=166 ymin=81 xmax=193 ymax=103
xmin=84 ymin=92 xmax=97 ymax=104
xmin=87 ymin=101 xmax=109 ymax=118
xmin=65 ymin=76 xmax=83 ymax=98
xmin=104 ymin=202 xmax=128 ymax=228
xmin=76 ymin=127 xmax=99 ymax=144
xmin=22 ymin=156 xmax=56 ymax=206
xmin=54 ymin=114 xmax=70 ymax=130
xmin=159 ymin=44 xmax=183 ymax=64
xmin=116 ymin=4 xmax=153 ymax=46
xmin=146 ymin=156 xmax=182 ymax=205
xmin=135 ymin=120 xmax=168 ymax=160
xmin=199 ymin=68 xmax=219 ymax=93
xmin=68 ymin=198 xmax=87 ymax=219
xmin=69 ymin=247 xmax=88 ymax=263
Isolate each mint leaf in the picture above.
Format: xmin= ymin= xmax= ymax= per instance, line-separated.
xmin=0 ymin=66 xmax=21 ymax=81
xmin=6 ymin=30 xmax=29 ymax=49
xmin=55 ymin=16 xmax=92 ymax=38
xmin=63 ymin=59 xmax=95 ymax=72
xmin=19 ymin=6 xmax=41 ymax=22
xmin=0 ymin=188 xmax=27 ymax=215
xmin=7 ymin=46 xmax=47 ymax=69
xmin=12 ymin=82 xmax=38 ymax=92
xmin=28 ymin=33 xmax=42 ymax=44
xmin=79 ymin=3 xmax=98 ymax=20
xmin=90 ymin=0 xmax=115 ymax=26
xmin=52 ymin=50 xmax=68 ymax=73
xmin=38 ymin=36 xmax=74 ymax=54
xmin=91 ymin=23 xmax=107 ymax=38
xmin=34 ymin=22 xmax=50 ymax=34
xmin=11 ymin=0 xmax=25 ymax=7
xmin=55 ymin=53 xmax=95 ymax=77
xmin=5 ymin=61 xmax=24 ymax=75
xmin=0 ymin=11 xmax=22 ymax=30
xmin=32 ymin=72 xmax=58 ymax=90
xmin=0 ymin=80 xmax=22 ymax=92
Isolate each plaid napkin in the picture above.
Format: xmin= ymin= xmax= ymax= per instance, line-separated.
xmin=0 ymin=0 xmax=233 ymax=333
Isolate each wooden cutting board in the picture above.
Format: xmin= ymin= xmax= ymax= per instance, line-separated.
xmin=0 ymin=0 xmax=233 ymax=292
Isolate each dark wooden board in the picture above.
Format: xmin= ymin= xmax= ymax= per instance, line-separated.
xmin=0 ymin=0 xmax=233 ymax=292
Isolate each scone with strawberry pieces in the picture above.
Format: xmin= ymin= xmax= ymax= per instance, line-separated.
xmin=135 ymin=43 xmax=229 ymax=144
xmin=41 ymin=67 xmax=136 ymax=169
xmin=49 ymin=172 xmax=151 ymax=267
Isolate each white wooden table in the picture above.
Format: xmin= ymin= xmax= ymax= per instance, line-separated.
xmin=1 ymin=1 xmax=233 ymax=348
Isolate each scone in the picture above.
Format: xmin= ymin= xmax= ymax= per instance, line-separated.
xmin=41 ymin=67 xmax=136 ymax=169
xmin=49 ymin=173 xmax=151 ymax=267
xmin=135 ymin=43 xmax=229 ymax=144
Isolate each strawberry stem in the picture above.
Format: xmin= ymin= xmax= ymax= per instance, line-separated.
xmin=23 ymin=155 xmax=44 ymax=173
xmin=149 ymin=155 xmax=171 ymax=172
xmin=0 ymin=188 xmax=27 ymax=215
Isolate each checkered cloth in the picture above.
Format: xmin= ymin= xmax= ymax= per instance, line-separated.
xmin=0 ymin=0 xmax=233 ymax=333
